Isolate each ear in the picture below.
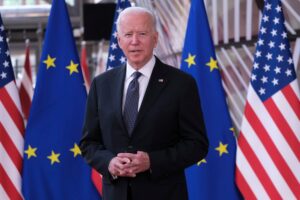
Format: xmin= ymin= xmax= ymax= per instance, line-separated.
xmin=117 ymin=33 xmax=123 ymax=49
xmin=153 ymin=31 xmax=159 ymax=48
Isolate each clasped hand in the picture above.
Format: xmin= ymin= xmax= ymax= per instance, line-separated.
xmin=108 ymin=151 xmax=150 ymax=178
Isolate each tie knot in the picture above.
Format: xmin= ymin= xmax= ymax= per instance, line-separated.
xmin=132 ymin=71 xmax=142 ymax=80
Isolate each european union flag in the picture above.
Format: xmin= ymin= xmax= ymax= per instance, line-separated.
xmin=22 ymin=1 xmax=101 ymax=199
xmin=180 ymin=0 xmax=242 ymax=199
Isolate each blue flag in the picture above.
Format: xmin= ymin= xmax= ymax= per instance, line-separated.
xmin=180 ymin=0 xmax=242 ymax=199
xmin=106 ymin=0 xmax=131 ymax=70
xmin=21 ymin=1 xmax=101 ymax=199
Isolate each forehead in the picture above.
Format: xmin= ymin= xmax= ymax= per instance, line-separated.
xmin=119 ymin=12 xmax=153 ymax=31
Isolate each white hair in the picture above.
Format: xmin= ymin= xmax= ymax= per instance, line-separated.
xmin=116 ymin=6 xmax=157 ymax=33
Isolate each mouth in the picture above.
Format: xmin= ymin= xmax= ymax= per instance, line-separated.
xmin=129 ymin=50 xmax=142 ymax=53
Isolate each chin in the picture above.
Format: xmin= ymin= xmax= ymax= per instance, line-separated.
xmin=129 ymin=59 xmax=143 ymax=65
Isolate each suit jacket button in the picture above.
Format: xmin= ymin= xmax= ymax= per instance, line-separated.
xmin=127 ymin=145 xmax=136 ymax=153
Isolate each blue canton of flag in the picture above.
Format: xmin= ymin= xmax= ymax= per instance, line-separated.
xmin=0 ymin=23 xmax=13 ymax=88
xmin=21 ymin=1 xmax=101 ymax=199
xmin=180 ymin=0 xmax=242 ymax=199
xmin=0 ymin=23 xmax=15 ymax=88
xmin=251 ymin=1 xmax=296 ymax=99
xmin=106 ymin=0 xmax=131 ymax=70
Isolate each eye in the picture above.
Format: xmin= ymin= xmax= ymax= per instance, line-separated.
xmin=139 ymin=32 xmax=147 ymax=36
xmin=124 ymin=33 xmax=132 ymax=38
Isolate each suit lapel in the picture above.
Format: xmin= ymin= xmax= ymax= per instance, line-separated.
xmin=133 ymin=59 xmax=167 ymax=133
xmin=110 ymin=66 xmax=127 ymax=133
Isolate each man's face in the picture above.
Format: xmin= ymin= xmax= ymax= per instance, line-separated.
xmin=117 ymin=12 xmax=158 ymax=69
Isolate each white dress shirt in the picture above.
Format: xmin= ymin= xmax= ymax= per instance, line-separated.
xmin=122 ymin=56 xmax=156 ymax=112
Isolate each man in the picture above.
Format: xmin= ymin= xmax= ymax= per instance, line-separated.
xmin=80 ymin=7 xmax=208 ymax=200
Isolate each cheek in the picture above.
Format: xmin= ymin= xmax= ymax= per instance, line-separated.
xmin=149 ymin=36 xmax=158 ymax=48
xmin=118 ymin=38 xmax=127 ymax=50
xmin=152 ymin=34 xmax=158 ymax=47
xmin=149 ymin=40 xmax=157 ymax=50
xmin=118 ymin=42 xmax=128 ymax=53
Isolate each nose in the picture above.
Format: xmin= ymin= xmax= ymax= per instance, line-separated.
xmin=131 ymin=34 xmax=139 ymax=44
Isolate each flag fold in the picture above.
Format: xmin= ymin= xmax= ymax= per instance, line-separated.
xmin=19 ymin=40 xmax=33 ymax=120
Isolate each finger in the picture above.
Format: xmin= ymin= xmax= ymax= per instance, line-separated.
xmin=136 ymin=151 xmax=148 ymax=160
xmin=114 ymin=166 xmax=136 ymax=177
xmin=119 ymin=168 xmax=137 ymax=177
xmin=118 ymin=157 xmax=131 ymax=164
xmin=136 ymin=151 xmax=147 ymax=156
xmin=110 ymin=158 xmax=126 ymax=171
xmin=125 ymin=173 xmax=136 ymax=177
xmin=117 ymin=153 xmax=136 ymax=160
xmin=126 ymin=166 xmax=141 ymax=174
xmin=114 ymin=160 xmax=131 ymax=170
xmin=119 ymin=172 xmax=136 ymax=177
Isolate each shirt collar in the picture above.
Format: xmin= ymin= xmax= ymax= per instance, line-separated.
xmin=125 ymin=56 xmax=156 ymax=80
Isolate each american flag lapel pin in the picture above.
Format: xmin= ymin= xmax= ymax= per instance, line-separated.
xmin=158 ymin=78 xmax=164 ymax=83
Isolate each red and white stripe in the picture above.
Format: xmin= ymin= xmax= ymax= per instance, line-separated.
xmin=19 ymin=41 xmax=33 ymax=120
xmin=0 ymin=81 xmax=25 ymax=200
xmin=91 ymin=168 xmax=103 ymax=196
xmin=94 ymin=40 xmax=106 ymax=77
xmin=81 ymin=41 xmax=91 ymax=92
xmin=236 ymin=80 xmax=300 ymax=199
xmin=81 ymin=41 xmax=103 ymax=196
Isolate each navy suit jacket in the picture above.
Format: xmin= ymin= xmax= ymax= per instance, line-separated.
xmin=80 ymin=58 xmax=208 ymax=200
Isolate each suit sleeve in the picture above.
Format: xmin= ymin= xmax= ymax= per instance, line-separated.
xmin=79 ymin=79 xmax=115 ymax=179
xmin=148 ymin=75 xmax=209 ymax=180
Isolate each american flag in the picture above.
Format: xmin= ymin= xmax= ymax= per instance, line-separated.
xmin=0 ymin=15 xmax=25 ymax=200
xmin=106 ymin=0 xmax=131 ymax=70
xmin=19 ymin=40 xmax=33 ymax=120
xmin=236 ymin=0 xmax=300 ymax=199
xmin=94 ymin=40 xmax=106 ymax=76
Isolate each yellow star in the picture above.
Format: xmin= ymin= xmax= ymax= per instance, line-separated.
xmin=24 ymin=145 xmax=37 ymax=159
xmin=70 ymin=143 xmax=81 ymax=157
xmin=215 ymin=142 xmax=229 ymax=156
xmin=197 ymin=158 xmax=207 ymax=166
xmin=66 ymin=60 xmax=79 ymax=75
xmin=43 ymin=55 xmax=56 ymax=69
xmin=184 ymin=53 xmax=196 ymax=68
xmin=47 ymin=150 xmax=60 ymax=165
xmin=206 ymin=57 xmax=218 ymax=72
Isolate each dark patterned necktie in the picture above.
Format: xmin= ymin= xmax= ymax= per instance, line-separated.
xmin=123 ymin=71 xmax=142 ymax=135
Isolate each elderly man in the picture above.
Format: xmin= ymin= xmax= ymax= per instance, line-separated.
xmin=80 ymin=6 xmax=208 ymax=200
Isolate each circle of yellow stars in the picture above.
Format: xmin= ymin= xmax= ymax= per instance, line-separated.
xmin=24 ymin=143 xmax=82 ymax=165
xmin=43 ymin=54 xmax=79 ymax=76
